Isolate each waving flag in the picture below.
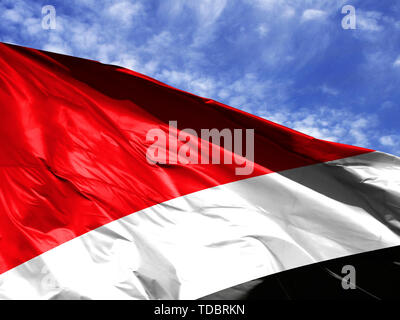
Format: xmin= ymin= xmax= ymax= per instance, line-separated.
xmin=0 ymin=42 xmax=399 ymax=299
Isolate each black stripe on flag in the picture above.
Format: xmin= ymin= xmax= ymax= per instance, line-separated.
xmin=199 ymin=245 xmax=400 ymax=300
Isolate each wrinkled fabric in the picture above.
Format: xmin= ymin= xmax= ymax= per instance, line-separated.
xmin=0 ymin=42 xmax=372 ymax=276
xmin=0 ymin=152 xmax=399 ymax=299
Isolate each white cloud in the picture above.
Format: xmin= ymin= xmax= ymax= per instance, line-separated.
xmin=110 ymin=54 xmax=140 ymax=71
xmin=144 ymin=31 xmax=174 ymax=54
xmin=282 ymin=6 xmax=295 ymax=18
xmin=229 ymin=96 xmax=248 ymax=108
xmin=217 ymin=89 xmax=230 ymax=100
xmin=394 ymin=56 xmax=400 ymax=67
xmin=191 ymin=0 xmax=227 ymax=26
xmin=301 ymin=9 xmax=326 ymax=22
xmin=250 ymin=0 xmax=278 ymax=11
xmin=158 ymin=0 xmax=186 ymax=18
xmin=320 ymin=85 xmax=339 ymax=96
xmin=349 ymin=118 xmax=370 ymax=146
xmin=3 ymin=9 xmax=23 ymax=23
xmin=70 ymin=24 xmax=100 ymax=50
xmin=381 ymin=101 xmax=396 ymax=110
xmin=379 ymin=135 xmax=399 ymax=147
xmin=107 ymin=1 xmax=143 ymax=26
xmin=257 ymin=106 xmax=377 ymax=149
xmin=42 ymin=30 xmax=72 ymax=55
xmin=256 ymin=24 xmax=269 ymax=37
xmin=189 ymin=0 xmax=227 ymax=47
xmin=42 ymin=43 xmax=71 ymax=55
xmin=24 ymin=17 xmax=42 ymax=36
xmin=357 ymin=11 xmax=383 ymax=31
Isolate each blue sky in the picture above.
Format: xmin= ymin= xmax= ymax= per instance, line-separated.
xmin=0 ymin=0 xmax=399 ymax=155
